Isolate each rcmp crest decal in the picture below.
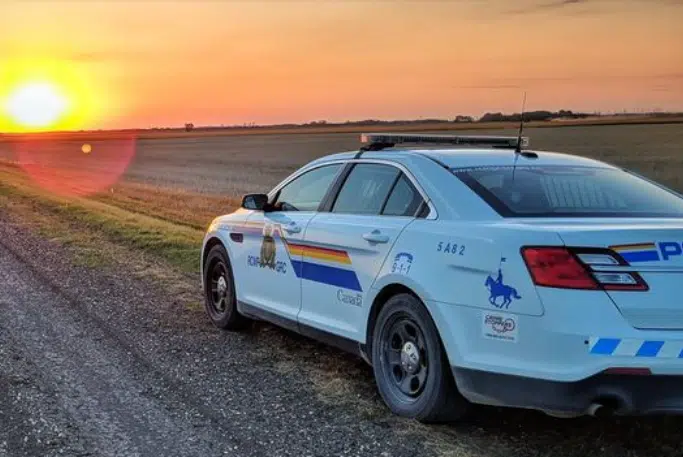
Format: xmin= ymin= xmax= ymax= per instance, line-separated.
xmin=260 ymin=224 xmax=277 ymax=269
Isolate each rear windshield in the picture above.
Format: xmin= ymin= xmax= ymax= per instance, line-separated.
xmin=453 ymin=166 xmax=683 ymax=218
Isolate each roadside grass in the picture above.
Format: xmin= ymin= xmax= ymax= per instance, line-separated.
xmin=0 ymin=164 xmax=203 ymax=275
xmin=91 ymin=181 xmax=240 ymax=230
xmin=0 ymin=167 xmax=202 ymax=312
xmin=0 ymin=191 xmax=111 ymax=269
xmin=275 ymin=354 xmax=383 ymax=421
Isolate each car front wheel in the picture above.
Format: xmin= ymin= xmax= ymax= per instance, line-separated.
xmin=203 ymin=244 xmax=250 ymax=330
xmin=371 ymin=293 xmax=469 ymax=423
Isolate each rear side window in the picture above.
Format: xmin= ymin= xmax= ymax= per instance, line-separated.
xmin=454 ymin=166 xmax=683 ymax=218
xmin=332 ymin=164 xmax=399 ymax=215
xmin=383 ymin=174 xmax=424 ymax=216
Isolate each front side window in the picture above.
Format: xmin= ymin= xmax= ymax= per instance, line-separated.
xmin=332 ymin=164 xmax=399 ymax=215
xmin=454 ymin=165 xmax=683 ymax=218
xmin=273 ymin=164 xmax=341 ymax=212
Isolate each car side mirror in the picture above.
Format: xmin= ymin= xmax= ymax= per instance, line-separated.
xmin=241 ymin=193 xmax=269 ymax=211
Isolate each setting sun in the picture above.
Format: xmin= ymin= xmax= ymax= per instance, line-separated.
xmin=6 ymin=82 xmax=69 ymax=128
xmin=0 ymin=59 xmax=105 ymax=133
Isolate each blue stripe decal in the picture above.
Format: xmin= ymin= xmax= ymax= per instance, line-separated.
xmin=636 ymin=340 xmax=664 ymax=357
xmin=291 ymin=259 xmax=304 ymax=278
xmin=620 ymin=250 xmax=660 ymax=262
xmin=590 ymin=338 xmax=621 ymax=355
xmin=590 ymin=337 xmax=683 ymax=358
xmin=290 ymin=260 xmax=362 ymax=292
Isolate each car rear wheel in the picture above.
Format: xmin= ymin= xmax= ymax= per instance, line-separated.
xmin=371 ymin=293 xmax=469 ymax=423
xmin=203 ymin=244 xmax=250 ymax=330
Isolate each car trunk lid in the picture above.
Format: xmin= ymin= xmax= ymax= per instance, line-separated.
xmin=518 ymin=218 xmax=683 ymax=330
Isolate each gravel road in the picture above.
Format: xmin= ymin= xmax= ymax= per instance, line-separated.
xmin=0 ymin=216 xmax=430 ymax=457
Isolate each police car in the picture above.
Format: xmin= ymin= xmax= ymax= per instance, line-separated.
xmin=201 ymin=133 xmax=683 ymax=422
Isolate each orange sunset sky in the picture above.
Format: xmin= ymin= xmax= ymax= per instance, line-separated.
xmin=0 ymin=0 xmax=682 ymax=131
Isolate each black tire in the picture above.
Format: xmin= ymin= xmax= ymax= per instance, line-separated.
xmin=203 ymin=244 xmax=250 ymax=330
xmin=371 ymin=293 xmax=469 ymax=423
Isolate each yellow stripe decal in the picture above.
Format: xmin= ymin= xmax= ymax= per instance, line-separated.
xmin=612 ymin=243 xmax=656 ymax=252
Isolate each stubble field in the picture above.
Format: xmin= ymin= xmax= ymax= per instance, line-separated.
xmin=2 ymin=122 xmax=682 ymax=194
xmin=2 ymin=122 xmax=682 ymax=229
xmin=1 ymin=121 xmax=682 ymax=457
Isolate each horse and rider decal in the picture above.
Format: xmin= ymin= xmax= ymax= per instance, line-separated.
xmin=485 ymin=258 xmax=521 ymax=309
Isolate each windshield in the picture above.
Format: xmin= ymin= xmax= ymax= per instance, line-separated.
xmin=453 ymin=166 xmax=683 ymax=218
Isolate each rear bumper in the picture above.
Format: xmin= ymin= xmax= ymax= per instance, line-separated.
xmin=426 ymin=290 xmax=683 ymax=383
xmin=454 ymin=367 xmax=683 ymax=415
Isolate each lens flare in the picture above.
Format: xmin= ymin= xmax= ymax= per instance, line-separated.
xmin=13 ymin=137 xmax=136 ymax=197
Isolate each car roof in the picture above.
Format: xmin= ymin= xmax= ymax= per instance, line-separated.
xmin=311 ymin=148 xmax=616 ymax=170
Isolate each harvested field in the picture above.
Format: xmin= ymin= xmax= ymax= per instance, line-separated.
xmin=2 ymin=123 xmax=682 ymax=199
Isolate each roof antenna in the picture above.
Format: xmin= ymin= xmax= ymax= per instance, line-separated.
xmin=515 ymin=92 xmax=527 ymax=154
xmin=511 ymin=92 xmax=534 ymax=183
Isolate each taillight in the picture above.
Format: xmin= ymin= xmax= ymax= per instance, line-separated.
xmin=521 ymin=247 xmax=598 ymax=289
xmin=521 ymin=247 xmax=648 ymax=291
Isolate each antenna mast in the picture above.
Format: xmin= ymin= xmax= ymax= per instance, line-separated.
xmin=515 ymin=92 xmax=527 ymax=154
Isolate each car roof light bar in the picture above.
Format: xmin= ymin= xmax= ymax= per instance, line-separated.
xmin=359 ymin=133 xmax=530 ymax=153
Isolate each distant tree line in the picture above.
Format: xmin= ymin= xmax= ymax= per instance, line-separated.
xmin=478 ymin=110 xmax=589 ymax=123
xmin=180 ymin=110 xmax=589 ymax=131
xmin=173 ymin=110 xmax=682 ymax=132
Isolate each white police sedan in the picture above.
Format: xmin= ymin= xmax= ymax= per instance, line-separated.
xmin=201 ymin=133 xmax=683 ymax=422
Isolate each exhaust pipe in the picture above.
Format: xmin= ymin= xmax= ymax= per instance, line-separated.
xmin=547 ymin=395 xmax=628 ymax=418
xmin=587 ymin=403 xmax=606 ymax=417
xmin=587 ymin=398 xmax=622 ymax=417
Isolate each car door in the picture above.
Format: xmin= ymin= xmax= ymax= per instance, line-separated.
xmin=298 ymin=162 xmax=426 ymax=340
xmin=240 ymin=163 xmax=343 ymax=322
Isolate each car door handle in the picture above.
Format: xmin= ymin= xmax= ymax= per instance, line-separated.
xmin=282 ymin=223 xmax=302 ymax=234
xmin=362 ymin=230 xmax=390 ymax=244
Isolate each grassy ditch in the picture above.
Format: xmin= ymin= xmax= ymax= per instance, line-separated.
xmin=0 ymin=164 xmax=204 ymax=275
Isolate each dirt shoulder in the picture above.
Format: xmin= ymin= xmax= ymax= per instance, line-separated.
xmin=1 ymin=173 xmax=682 ymax=457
